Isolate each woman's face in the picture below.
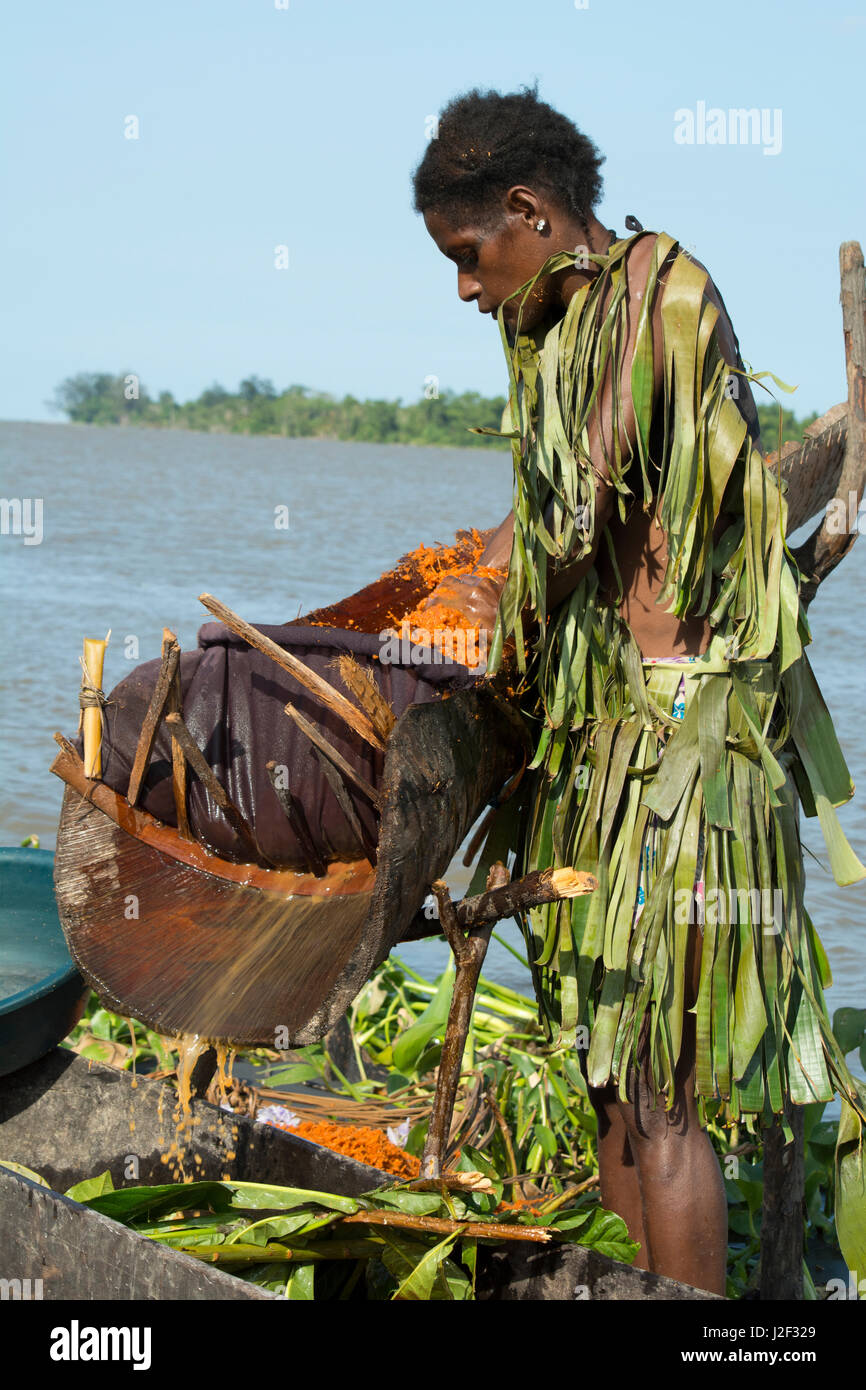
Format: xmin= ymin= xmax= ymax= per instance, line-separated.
xmin=423 ymin=202 xmax=567 ymax=336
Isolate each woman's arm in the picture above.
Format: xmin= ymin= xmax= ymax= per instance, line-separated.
xmin=477 ymin=511 xmax=515 ymax=569
xmin=418 ymin=479 xmax=613 ymax=638
xmin=421 ymin=234 xmax=674 ymax=642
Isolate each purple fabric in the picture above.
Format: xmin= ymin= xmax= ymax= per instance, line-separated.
xmin=89 ymin=620 xmax=476 ymax=869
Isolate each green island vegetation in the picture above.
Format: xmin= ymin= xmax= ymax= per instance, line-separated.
xmin=49 ymin=371 xmax=818 ymax=454
xmin=52 ymin=948 xmax=866 ymax=1301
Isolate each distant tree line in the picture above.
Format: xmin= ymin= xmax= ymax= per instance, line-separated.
xmin=48 ymin=372 xmax=509 ymax=448
xmin=49 ymin=370 xmax=820 ymax=453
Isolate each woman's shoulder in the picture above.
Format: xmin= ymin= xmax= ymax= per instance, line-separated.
xmin=613 ymin=228 xmax=679 ymax=273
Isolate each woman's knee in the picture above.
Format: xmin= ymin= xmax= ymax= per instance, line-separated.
xmin=619 ymin=1089 xmax=686 ymax=1149
xmin=617 ymin=1047 xmax=698 ymax=1145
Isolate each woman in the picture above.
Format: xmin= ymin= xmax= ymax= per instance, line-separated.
xmin=412 ymin=86 xmax=865 ymax=1296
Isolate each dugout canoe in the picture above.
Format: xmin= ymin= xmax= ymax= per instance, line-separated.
xmin=50 ymin=529 xmax=529 ymax=1048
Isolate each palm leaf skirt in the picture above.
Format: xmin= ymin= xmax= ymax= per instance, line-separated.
xmin=514 ymin=655 xmax=861 ymax=1128
xmin=480 ymin=226 xmax=866 ymax=1280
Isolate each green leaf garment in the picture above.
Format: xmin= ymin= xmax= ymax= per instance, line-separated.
xmin=482 ymin=230 xmax=866 ymax=1272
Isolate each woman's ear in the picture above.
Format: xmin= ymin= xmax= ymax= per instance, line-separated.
xmin=505 ymin=185 xmax=543 ymax=229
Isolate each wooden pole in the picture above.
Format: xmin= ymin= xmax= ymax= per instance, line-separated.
xmin=163 ymin=630 xmax=191 ymax=840
xmin=403 ymin=864 xmax=597 ymax=941
xmin=420 ymin=881 xmax=495 ymax=1180
xmin=339 ymin=1209 xmax=552 ymax=1244
xmin=838 ymin=239 xmax=866 ymax=526
xmin=311 ymin=746 xmax=378 ymax=866
xmin=199 ymin=593 xmax=385 ymax=751
xmin=419 ymin=862 xmax=595 ymax=1179
xmin=265 ymin=759 xmax=327 ymax=877
xmin=457 ymin=865 xmax=596 ymax=928
xmin=285 ymin=702 xmax=383 ymax=811
xmin=792 ymin=241 xmax=866 ymax=604
xmin=462 ymin=760 xmax=526 ymax=868
xmin=760 ymin=1104 xmax=805 ymax=1300
xmin=164 ymin=711 xmax=264 ymax=864
xmin=127 ymin=634 xmax=179 ymax=806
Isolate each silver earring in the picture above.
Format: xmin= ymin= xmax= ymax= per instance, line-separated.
xmin=535 ymin=218 xmax=547 ymax=232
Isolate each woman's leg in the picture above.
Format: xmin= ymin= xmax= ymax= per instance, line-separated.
xmin=617 ymin=921 xmax=727 ymax=1294
xmin=586 ymin=920 xmax=728 ymax=1294
xmin=588 ymin=1080 xmax=650 ymax=1267
xmin=587 ymin=1031 xmax=726 ymax=1291
xmin=615 ymin=1007 xmax=728 ymax=1295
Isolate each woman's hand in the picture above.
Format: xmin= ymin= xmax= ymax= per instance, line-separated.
xmin=420 ymin=513 xmax=513 ymax=628
xmin=410 ymin=514 xmax=513 ymax=668
xmin=419 ymin=571 xmax=505 ymax=638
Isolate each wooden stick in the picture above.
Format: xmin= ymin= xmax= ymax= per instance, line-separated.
xmin=457 ymin=866 xmax=596 ymax=929
xmin=164 ymin=711 xmax=263 ymax=863
xmin=404 ymin=865 xmax=598 ymax=943
xmin=485 ymin=1084 xmax=523 ymax=1200
xmin=187 ymin=1238 xmax=405 ymax=1265
xmin=535 ymin=1176 xmax=599 ymax=1213
xmin=760 ymin=1104 xmax=805 ymax=1300
xmin=54 ymin=731 xmax=79 ymax=760
xmin=127 ymin=634 xmax=179 ymax=806
xmin=462 ymin=805 xmax=498 ymax=869
xmin=265 ymin=759 xmax=327 ymax=877
xmin=338 ymin=1209 xmax=552 ymax=1244
xmin=332 ymin=653 xmax=396 ymax=742
xmin=462 ymin=761 xmax=526 ymax=868
xmin=421 ymin=878 xmax=496 ymax=1179
xmin=163 ymin=630 xmax=191 ymax=840
xmin=199 ymin=593 xmax=385 ymax=752
xmin=420 ymin=864 xmax=597 ymax=1180
xmin=405 ymin=1172 xmax=497 ymax=1195
xmin=836 ymin=240 xmax=866 ymax=540
xmin=285 ymin=701 xmax=383 ymax=811
xmin=311 ymin=746 xmax=378 ymax=866
xmin=792 ymin=241 xmax=866 ymax=605
xmin=248 ymin=1080 xmax=429 ymax=1127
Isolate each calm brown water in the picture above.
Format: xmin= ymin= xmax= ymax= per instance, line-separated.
xmin=1 ymin=421 xmax=864 ymax=1046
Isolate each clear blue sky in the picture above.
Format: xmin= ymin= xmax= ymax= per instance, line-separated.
xmin=3 ymin=0 xmax=864 ymax=422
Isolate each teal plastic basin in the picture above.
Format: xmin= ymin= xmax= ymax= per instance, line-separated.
xmin=0 ymin=847 xmax=89 ymax=1077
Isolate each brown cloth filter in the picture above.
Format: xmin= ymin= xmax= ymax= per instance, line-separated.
xmin=74 ymin=620 xmax=478 ymax=870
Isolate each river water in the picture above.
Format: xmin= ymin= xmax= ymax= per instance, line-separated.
xmin=1 ymin=421 xmax=864 ymax=1049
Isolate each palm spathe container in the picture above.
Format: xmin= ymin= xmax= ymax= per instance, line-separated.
xmin=50 ymin=529 xmax=528 ymax=1048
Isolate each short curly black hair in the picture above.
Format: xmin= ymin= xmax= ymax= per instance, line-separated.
xmin=413 ymin=86 xmax=605 ymax=231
